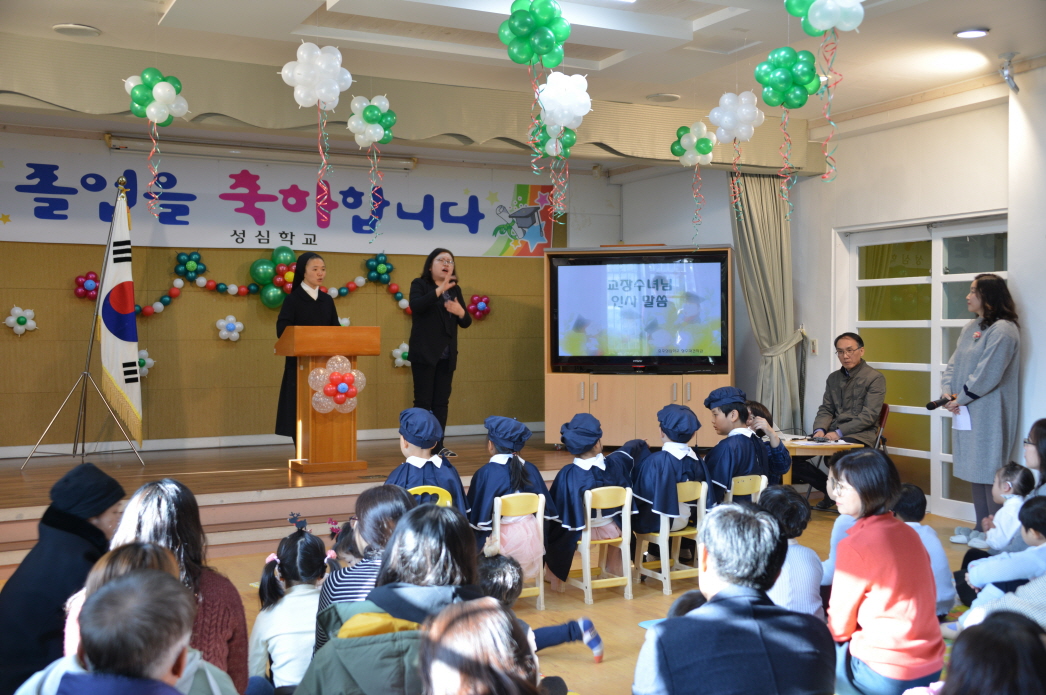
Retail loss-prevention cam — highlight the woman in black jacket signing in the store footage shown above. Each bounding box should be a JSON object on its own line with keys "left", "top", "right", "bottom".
{"left": 408, "top": 248, "right": 471, "bottom": 456}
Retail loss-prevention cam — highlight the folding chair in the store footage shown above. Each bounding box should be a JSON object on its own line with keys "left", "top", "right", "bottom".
{"left": 407, "top": 485, "right": 453, "bottom": 507}
{"left": 633, "top": 481, "right": 707, "bottom": 595}
{"left": 725, "top": 474, "right": 767, "bottom": 503}
{"left": 565, "top": 486, "right": 634, "bottom": 605}
{"left": 491, "top": 492, "right": 546, "bottom": 610}
{"left": 874, "top": 403, "right": 890, "bottom": 451}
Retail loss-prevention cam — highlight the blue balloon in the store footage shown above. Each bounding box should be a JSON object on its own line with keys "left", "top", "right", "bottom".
{"left": 226, "top": 322, "right": 236, "bottom": 331}
{"left": 337, "top": 382, "right": 349, "bottom": 393}
{"left": 84, "top": 280, "right": 97, "bottom": 291}
{"left": 477, "top": 301, "right": 487, "bottom": 311}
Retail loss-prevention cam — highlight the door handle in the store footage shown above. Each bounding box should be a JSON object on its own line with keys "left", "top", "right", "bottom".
{"left": 593, "top": 382, "right": 598, "bottom": 401}
{"left": 685, "top": 382, "right": 691, "bottom": 402}
{"left": 579, "top": 381, "right": 585, "bottom": 401}
{"left": 672, "top": 382, "right": 678, "bottom": 402}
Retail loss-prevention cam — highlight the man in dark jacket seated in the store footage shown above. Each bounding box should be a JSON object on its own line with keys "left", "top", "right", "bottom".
{"left": 631, "top": 503, "right": 835, "bottom": 695}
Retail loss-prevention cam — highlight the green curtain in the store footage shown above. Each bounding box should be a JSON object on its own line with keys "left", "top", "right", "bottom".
{"left": 730, "top": 173, "right": 803, "bottom": 431}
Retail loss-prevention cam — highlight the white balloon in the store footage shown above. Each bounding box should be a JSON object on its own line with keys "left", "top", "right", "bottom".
{"left": 23, "top": 309, "right": 34, "bottom": 320}
{"left": 347, "top": 115, "right": 366, "bottom": 134}
{"left": 398, "top": 298, "right": 409, "bottom": 309}
{"left": 281, "top": 61, "right": 298, "bottom": 86}
{"left": 168, "top": 95, "right": 189, "bottom": 118}
{"left": 145, "top": 102, "right": 169, "bottom": 123}
{"left": 719, "top": 93, "right": 739, "bottom": 110}
{"left": 229, "top": 332, "right": 240, "bottom": 342}
{"left": 354, "top": 133, "right": 372, "bottom": 148}
{"left": 11, "top": 308, "right": 23, "bottom": 317}
{"left": 737, "top": 124, "right": 755, "bottom": 142}
{"left": 680, "top": 133, "right": 697, "bottom": 150}
{"left": 144, "top": 358, "right": 155, "bottom": 368}
{"left": 545, "top": 139, "right": 563, "bottom": 157}
{"left": 716, "top": 126, "right": 731, "bottom": 143}
{"left": 139, "top": 349, "right": 149, "bottom": 359}
{"left": 698, "top": 153, "right": 714, "bottom": 165}
{"left": 706, "top": 131, "right": 718, "bottom": 146}
{"left": 294, "top": 85, "right": 317, "bottom": 108}
{"left": 152, "top": 302, "right": 164, "bottom": 313}
{"left": 546, "top": 123, "right": 563, "bottom": 137}
{"left": 24, "top": 320, "right": 36, "bottom": 331}
{"left": 835, "top": 0, "right": 861, "bottom": 6}
{"left": 297, "top": 42, "right": 320, "bottom": 64}
{"left": 565, "top": 114, "right": 583, "bottom": 130}
{"left": 835, "top": 2, "right": 864, "bottom": 31}
{"left": 320, "top": 45, "right": 342, "bottom": 63}
{"left": 139, "top": 367, "right": 149, "bottom": 377}
{"left": 172, "top": 279, "right": 184, "bottom": 289}
{"left": 13, "top": 325, "right": 24, "bottom": 335}
{"left": 739, "top": 91, "right": 757, "bottom": 106}
{"left": 392, "top": 348, "right": 402, "bottom": 358}
{"left": 355, "top": 276, "right": 366, "bottom": 286}
{"left": 364, "top": 123, "right": 384, "bottom": 142}
{"left": 753, "top": 109, "right": 766, "bottom": 127}
{"left": 719, "top": 113, "right": 738, "bottom": 131}
{"left": 808, "top": 0, "right": 841, "bottom": 31}
{"left": 371, "top": 95, "right": 390, "bottom": 112}
{"left": 3, "top": 316, "right": 14, "bottom": 327}
{"left": 152, "top": 81, "right": 176, "bottom": 105}
{"left": 216, "top": 319, "right": 226, "bottom": 329}
{"left": 314, "top": 53, "right": 340, "bottom": 77}
{"left": 315, "top": 79, "right": 339, "bottom": 104}
{"left": 680, "top": 151, "right": 699, "bottom": 167}
{"left": 708, "top": 107, "right": 724, "bottom": 126}
{"left": 569, "top": 73, "right": 588, "bottom": 92}
{"left": 219, "top": 329, "right": 229, "bottom": 340}
{"left": 196, "top": 276, "right": 208, "bottom": 287}
{"left": 226, "top": 315, "right": 235, "bottom": 323}
{"left": 292, "top": 62, "right": 317, "bottom": 87}
{"left": 320, "top": 96, "right": 339, "bottom": 112}
{"left": 336, "top": 68, "right": 353, "bottom": 92}
{"left": 736, "top": 104, "right": 758, "bottom": 124}
{"left": 327, "top": 287, "right": 338, "bottom": 297}
{"left": 350, "top": 96, "right": 370, "bottom": 115}
{"left": 689, "top": 122, "right": 707, "bottom": 137}
{"left": 395, "top": 358, "right": 405, "bottom": 367}
{"left": 235, "top": 322, "right": 244, "bottom": 332}
{"left": 227, "top": 284, "right": 238, "bottom": 295}
{"left": 124, "top": 75, "right": 142, "bottom": 95}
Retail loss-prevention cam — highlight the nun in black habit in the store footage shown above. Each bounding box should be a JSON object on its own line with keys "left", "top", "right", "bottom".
{"left": 275, "top": 251, "right": 341, "bottom": 440}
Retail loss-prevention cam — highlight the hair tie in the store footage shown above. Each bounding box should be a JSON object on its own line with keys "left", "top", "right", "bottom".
{"left": 288, "top": 512, "right": 307, "bottom": 531}
{"left": 265, "top": 553, "right": 280, "bottom": 565}
{"left": 328, "top": 517, "right": 341, "bottom": 540}
{"left": 326, "top": 549, "right": 337, "bottom": 561}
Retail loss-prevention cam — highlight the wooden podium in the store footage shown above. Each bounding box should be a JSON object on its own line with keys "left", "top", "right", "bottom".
{"left": 275, "top": 326, "right": 381, "bottom": 473}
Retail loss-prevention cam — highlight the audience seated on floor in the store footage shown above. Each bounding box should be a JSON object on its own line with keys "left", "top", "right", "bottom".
{"left": 891, "top": 484, "right": 956, "bottom": 619}
{"left": 759, "top": 485, "right": 825, "bottom": 619}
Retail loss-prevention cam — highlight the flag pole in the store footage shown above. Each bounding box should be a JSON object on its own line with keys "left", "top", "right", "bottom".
{"left": 22, "top": 178, "right": 145, "bottom": 469}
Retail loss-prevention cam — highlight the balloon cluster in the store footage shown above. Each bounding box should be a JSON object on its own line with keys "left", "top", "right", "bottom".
{"left": 280, "top": 43, "right": 354, "bottom": 111}
{"left": 670, "top": 123, "right": 717, "bottom": 167}
{"left": 347, "top": 96, "right": 396, "bottom": 149}
{"left": 708, "top": 92, "right": 766, "bottom": 143}
{"left": 249, "top": 246, "right": 298, "bottom": 310}
{"left": 534, "top": 72, "right": 591, "bottom": 160}
{"left": 308, "top": 356, "right": 366, "bottom": 414}
{"left": 468, "top": 294, "right": 492, "bottom": 321}
{"left": 754, "top": 48, "right": 820, "bottom": 109}
{"left": 364, "top": 254, "right": 395, "bottom": 285}
{"left": 215, "top": 315, "right": 244, "bottom": 342}
{"left": 391, "top": 342, "right": 412, "bottom": 368}
{"left": 74, "top": 272, "right": 99, "bottom": 300}
{"left": 785, "top": 0, "right": 865, "bottom": 35}
{"left": 499, "top": 0, "right": 571, "bottom": 68}
{"left": 137, "top": 349, "right": 156, "bottom": 377}
{"left": 174, "top": 251, "right": 208, "bottom": 282}
{"left": 125, "top": 68, "right": 188, "bottom": 126}
{"left": 136, "top": 277, "right": 187, "bottom": 317}
{"left": 5, "top": 307, "right": 37, "bottom": 335}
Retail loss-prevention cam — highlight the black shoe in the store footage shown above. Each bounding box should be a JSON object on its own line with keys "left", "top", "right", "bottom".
{"left": 438, "top": 448, "right": 457, "bottom": 458}
{"left": 813, "top": 497, "right": 836, "bottom": 511}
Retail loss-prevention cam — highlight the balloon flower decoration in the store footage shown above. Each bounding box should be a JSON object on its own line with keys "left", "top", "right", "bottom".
{"left": 363, "top": 254, "right": 411, "bottom": 313}
{"left": 669, "top": 123, "right": 716, "bottom": 230}
{"left": 249, "top": 246, "right": 298, "bottom": 310}
{"left": 346, "top": 96, "right": 397, "bottom": 236}
{"left": 308, "top": 356, "right": 367, "bottom": 414}
{"left": 74, "top": 271, "right": 99, "bottom": 300}
{"left": 467, "top": 295, "right": 492, "bottom": 321}
{"left": 391, "top": 342, "right": 411, "bottom": 368}
{"left": 124, "top": 67, "right": 189, "bottom": 219}
{"left": 280, "top": 43, "right": 355, "bottom": 225}
{"left": 5, "top": 307, "right": 37, "bottom": 336}
{"left": 533, "top": 72, "right": 591, "bottom": 216}
{"left": 137, "top": 349, "right": 156, "bottom": 377}
{"left": 216, "top": 315, "right": 245, "bottom": 342}
{"left": 499, "top": 0, "right": 571, "bottom": 69}
{"left": 708, "top": 91, "right": 766, "bottom": 220}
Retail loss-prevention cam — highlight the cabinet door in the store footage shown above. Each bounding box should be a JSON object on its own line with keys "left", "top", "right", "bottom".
{"left": 589, "top": 375, "right": 636, "bottom": 446}
{"left": 683, "top": 374, "right": 734, "bottom": 448}
{"left": 635, "top": 375, "right": 685, "bottom": 446}
{"left": 544, "top": 374, "right": 589, "bottom": 444}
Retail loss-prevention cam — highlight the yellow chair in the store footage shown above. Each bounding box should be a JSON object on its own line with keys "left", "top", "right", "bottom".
{"left": 725, "top": 474, "right": 768, "bottom": 503}
{"left": 407, "top": 485, "right": 453, "bottom": 507}
{"left": 565, "top": 486, "right": 634, "bottom": 605}
{"left": 633, "top": 481, "right": 707, "bottom": 596}
{"left": 491, "top": 492, "right": 546, "bottom": 610}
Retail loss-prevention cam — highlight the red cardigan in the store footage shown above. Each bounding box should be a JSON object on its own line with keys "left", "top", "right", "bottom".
{"left": 192, "top": 568, "right": 249, "bottom": 694}
{"left": 828, "top": 513, "right": 944, "bottom": 681}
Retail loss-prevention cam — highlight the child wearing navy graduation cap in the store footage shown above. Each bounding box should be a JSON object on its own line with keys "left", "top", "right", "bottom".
{"left": 385, "top": 407, "right": 468, "bottom": 515}
{"left": 466, "top": 416, "right": 559, "bottom": 578}
{"left": 632, "top": 404, "right": 702, "bottom": 535}
{"left": 544, "top": 414, "right": 632, "bottom": 585}
{"left": 604, "top": 439, "right": 651, "bottom": 485}
{"left": 699, "top": 386, "right": 770, "bottom": 507}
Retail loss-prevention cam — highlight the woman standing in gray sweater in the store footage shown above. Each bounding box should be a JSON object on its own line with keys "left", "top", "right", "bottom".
{"left": 942, "top": 273, "right": 1020, "bottom": 530}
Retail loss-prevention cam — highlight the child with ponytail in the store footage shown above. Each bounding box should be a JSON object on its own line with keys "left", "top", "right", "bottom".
{"left": 247, "top": 516, "right": 326, "bottom": 695}
{"left": 466, "top": 417, "right": 559, "bottom": 579}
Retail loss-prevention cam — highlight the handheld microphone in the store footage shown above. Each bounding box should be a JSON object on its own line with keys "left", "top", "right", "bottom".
{"left": 926, "top": 396, "right": 954, "bottom": 411}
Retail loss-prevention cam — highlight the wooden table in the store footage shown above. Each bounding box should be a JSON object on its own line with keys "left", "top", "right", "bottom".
{"left": 781, "top": 439, "right": 865, "bottom": 485}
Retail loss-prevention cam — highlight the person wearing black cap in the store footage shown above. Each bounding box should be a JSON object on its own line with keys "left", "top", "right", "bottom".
{"left": 699, "top": 387, "right": 771, "bottom": 508}
{"left": 275, "top": 252, "right": 341, "bottom": 441}
{"left": 0, "top": 463, "right": 124, "bottom": 694}
{"left": 385, "top": 408, "right": 468, "bottom": 514}
{"left": 632, "top": 405, "right": 702, "bottom": 535}
{"left": 544, "top": 414, "right": 632, "bottom": 583}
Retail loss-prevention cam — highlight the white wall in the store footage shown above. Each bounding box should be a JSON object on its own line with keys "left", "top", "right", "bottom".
{"left": 567, "top": 175, "right": 622, "bottom": 248}
{"left": 621, "top": 170, "right": 762, "bottom": 401}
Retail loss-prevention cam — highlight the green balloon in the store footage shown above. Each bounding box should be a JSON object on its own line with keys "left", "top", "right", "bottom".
{"left": 507, "top": 37, "right": 534, "bottom": 64}
{"left": 791, "top": 61, "right": 816, "bottom": 84}
{"left": 16, "top": 316, "right": 27, "bottom": 326}
{"left": 548, "top": 16, "right": 571, "bottom": 43}
{"left": 762, "top": 86, "right": 785, "bottom": 107}
{"left": 216, "top": 283, "right": 227, "bottom": 294}
{"left": 260, "top": 283, "right": 285, "bottom": 309}
{"left": 803, "top": 77, "right": 821, "bottom": 95}
{"left": 540, "top": 45, "right": 563, "bottom": 68}
{"left": 140, "top": 67, "right": 164, "bottom": 88}
{"left": 366, "top": 258, "right": 378, "bottom": 270}
{"left": 753, "top": 61, "right": 774, "bottom": 86}
{"left": 394, "top": 292, "right": 404, "bottom": 301}
{"left": 676, "top": 126, "right": 691, "bottom": 139}
{"left": 508, "top": 10, "right": 535, "bottom": 37}
{"left": 130, "top": 84, "right": 153, "bottom": 106}
{"left": 250, "top": 258, "right": 276, "bottom": 285}
{"left": 670, "top": 140, "right": 686, "bottom": 157}
{"left": 379, "top": 110, "right": 397, "bottom": 129}
{"left": 138, "top": 358, "right": 146, "bottom": 368}
{"left": 158, "top": 115, "right": 174, "bottom": 128}
{"left": 498, "top": 19, "right": 516, "bottom": 46}
{"left": 772, "top": 47, "right": 798, "bottom": 69}
{"left": 768, "top": 68, "right": 794, "bottom": 91}
{"left": 783, "top": 0, "right": 815, "bottom": 17}
{"left": 248, "top": 283, "right": 259, "bottom": 294}
{"left": 559, "top": 145, "right": 571, "bottom": 159}
{"left": 130, "top": 100, "right": 147, "bottom": 118}
{"left": 783, "top": 85, "right": 809, "bottom": 109}
{"left": 695, "top": 138, "right": 713, "bottom": 155}
{"left": 379, "top": 273, "right": 391, "bottom": 284}
{"left": 376, "top": 263, "right": 388, "bottom": 274}
{"left": 271, "top": 246, "right": 296, "bottom": 266}
{"left": 401, "top": 351, "right": 409, "bottom": 361}
{"left": 164, "top": 76, "right": 182, "bottom": 94}
{"left": 560, "top": 128, "right": 576, "bottom": 148}
{"left": 801, "top": 16, "right": 823, "bottom": 36}
{"left": 530, "top": 26, "right": 556, "bottom": 55}
{"left": 367, "top": 270, "right": 379, "bottom": 282}
{"left": 362, "top": 104, "right": 382, "bottom": 124}
{"left": 530, "top": 0, "right": 561, "bottom": 26}
{"left": 538, "top": 129, "right": 551, "bottom": 147}
{"left": 185, "top": 260, "right": 198, "bottom": 272}
{"left": 379, "top": 129, "right": 394, "bottom": 144}
{"left": 510, "top": 0, "right": 531, "bottom": 12}
{"left": 797, "top": 49, "right": 816, "bottom": 64}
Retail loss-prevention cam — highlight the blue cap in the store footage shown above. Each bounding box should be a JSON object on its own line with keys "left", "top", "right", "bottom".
{"left": 703, "top": 386, "right": 747, "bottom": 412}
{"left": 485, "top": 416, "right": 532, "bottom": 452}
{"left": 399, "top": 408, "right": 443, "bottom": 449}
{"left": 657, "top": 404, "right": 700, "bottom": 443}
{"left": 560, "top": 413, "right": 603, "bottom": 456}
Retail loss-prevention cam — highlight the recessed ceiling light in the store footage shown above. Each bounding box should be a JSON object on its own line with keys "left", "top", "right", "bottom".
{"left": 52, "top": 23, "right": 101, "bottom": 37}
{"left": 646, "top": 93, "right": 680, "bottom": 103}
{"left": 954, "top": 28, "right": 989, "bottom": 39}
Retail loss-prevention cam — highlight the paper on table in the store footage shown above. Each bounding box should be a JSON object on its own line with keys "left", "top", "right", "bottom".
{"left": 953, "top": 405, "right": 972, "bottom": 431}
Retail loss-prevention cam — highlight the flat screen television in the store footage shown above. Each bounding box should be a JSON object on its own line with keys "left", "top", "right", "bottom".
{"left": 549, "top": 250, "right": 729, "bottom": 373}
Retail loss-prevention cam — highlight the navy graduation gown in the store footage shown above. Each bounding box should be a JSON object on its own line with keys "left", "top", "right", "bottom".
{"left": 465, "top": 457, "right": 559, "bottom": 547}
{"left": 631, "top": 450, "right": 701, "bottom": 534}
{"left": 604, "top": 439, "right": 651, "bottom": 484}
{"left": 698, "top": 433, "right": 770, "bottom": 507}
{"left": 764, "top": 440, "right": 792, "bottom": 486}
{"left": 385, "top": 457, "right": 469, "bottom": 515}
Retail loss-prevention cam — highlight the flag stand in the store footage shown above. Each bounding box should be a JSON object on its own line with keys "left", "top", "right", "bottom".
{"left": 21, "top": 178, "right": 145, "bottom": 469}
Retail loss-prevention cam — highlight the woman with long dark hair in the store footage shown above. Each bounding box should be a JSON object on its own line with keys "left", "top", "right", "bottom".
{"left": 275, "top": 252, "right": 341, "bottom": 441}
{"left": 942, "top": 273, "right": 1020, "bottom": 530}
{"left": 408, "top": 248, "right": 471, "bottom": 456}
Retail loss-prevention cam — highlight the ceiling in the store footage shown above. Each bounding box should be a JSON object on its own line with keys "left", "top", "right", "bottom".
{"left": 0, "top": 0, "right": 1043, "bottom": 119}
